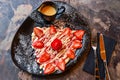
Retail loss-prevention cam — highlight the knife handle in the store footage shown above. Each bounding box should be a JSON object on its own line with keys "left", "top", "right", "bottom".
{"left": 104, "top": 62, "right": 111, "bottom": 80}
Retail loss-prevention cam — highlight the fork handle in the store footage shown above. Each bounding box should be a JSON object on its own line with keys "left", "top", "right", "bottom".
{"left": 93, "top": 47, "right": 100, "bottom": 80}
{"left": 95, "top": 67, "right": 100, "bottom": 80}
{"left": 95, "top": 58, "right": 100, "bottom": 80}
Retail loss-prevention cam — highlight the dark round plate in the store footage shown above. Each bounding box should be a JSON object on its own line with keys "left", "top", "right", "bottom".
{"left": 11, "top": 1, "right": 91, "bottom": 76}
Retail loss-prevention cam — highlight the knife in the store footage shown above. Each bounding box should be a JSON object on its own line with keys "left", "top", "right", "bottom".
{"left": 99, "top": 33, "right": 111, "bottom": 80}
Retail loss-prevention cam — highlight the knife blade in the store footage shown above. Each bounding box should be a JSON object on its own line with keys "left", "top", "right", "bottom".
{"left": 99, "top": 33, "right": 111, "bottom": 80}
{"left": 99, "top": 33, "right": 106, "bottom": 62}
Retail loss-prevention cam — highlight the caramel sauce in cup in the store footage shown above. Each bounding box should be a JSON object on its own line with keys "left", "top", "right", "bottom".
{"left": 38, "top": 1, "right": 65, "bottom": 22}
{"left": 40, "top": 5, "right": 57, "bottom": 16}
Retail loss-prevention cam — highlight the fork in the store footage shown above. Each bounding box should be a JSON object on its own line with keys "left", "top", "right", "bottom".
{"left": 92, "top": 37, "right": 100, "bottom": 80}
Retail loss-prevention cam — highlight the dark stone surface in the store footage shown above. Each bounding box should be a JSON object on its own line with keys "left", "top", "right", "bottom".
{"left": 0, "top": 0, "right": 120, "bottom": 80}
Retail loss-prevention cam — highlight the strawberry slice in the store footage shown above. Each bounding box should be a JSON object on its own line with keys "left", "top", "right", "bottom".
{"left": 73, "top": 30, "right": 85, "bottom": 40}
{"left": 33, "top": 27, "right": 44, "bottom": 38}
{"left": 32, "top": 40, "right": 44, "bottom": 49}
{"left": 39, "top": 51, "right": 50, "bottom": 63}
{"left": 51, "top": 38, "right": 62, "bottom": 51}
{"left": 56, "top": 58, "right": 65, "bottom": 71}
{"left": 49, "top": 25, "right": 57, "bottom": 35}
{"left": 44, "top": 63, "right": 55, "bottom": 74}
{"left": 66, "top": 49, "right": 75, "bottom": 59}
{"left": 63, "top": 27, "right": 72, "bottom": 36}
{"left": 72, "top": 40, "right": 82, "bottom": 49}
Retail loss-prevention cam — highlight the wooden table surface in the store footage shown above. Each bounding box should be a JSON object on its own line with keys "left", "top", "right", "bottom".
{"left": 0, "top": 0, "right": 120, "bottom": 80}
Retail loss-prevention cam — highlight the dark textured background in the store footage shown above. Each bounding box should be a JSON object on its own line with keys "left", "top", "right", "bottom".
{"left": 0, "top": 0, "right": 120, "bottom": 80}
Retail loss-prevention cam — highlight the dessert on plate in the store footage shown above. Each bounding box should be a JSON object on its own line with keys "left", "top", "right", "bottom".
{"left": 31, "top": 25, "right": 85, "bottom": 74}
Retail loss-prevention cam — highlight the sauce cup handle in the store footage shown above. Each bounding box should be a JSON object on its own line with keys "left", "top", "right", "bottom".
{"left": 57, "top": 6, "right": 65, "bottom": 15}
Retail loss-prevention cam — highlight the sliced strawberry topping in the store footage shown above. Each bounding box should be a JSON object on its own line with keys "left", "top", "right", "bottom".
{"left": 56, "top": 58, "right": 65, "bottom": 71}
{"left": 49, "top": 25, "right": 57, "bottom": 35}
{"left": 38, "top": 51, "right": 50, "bottom": 63}
{"left": 73, "top": 30, "right": 85, "bottom": 40}
{"left": 66, "top": 49, "right": 75, "bottom": 59}
{"left": 51, "top": 38, "right": 62, "bottom": 51}
{"left": 63, "top": 27, "right": 72, "bottom": 36}
{"left": 72, "top": 40, "right": 82, "bottom": 49}
{"left": 44, "top": 63, "right": 55, "bottom": 74}
{"left": 32, "top": 40, "right": 44, "bottom": 49}
{"left": 33, "top": 27, "right": 44, "bottom": 38}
